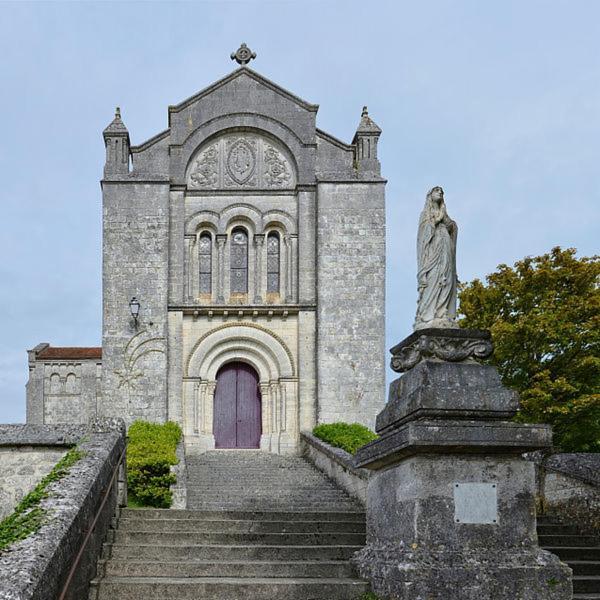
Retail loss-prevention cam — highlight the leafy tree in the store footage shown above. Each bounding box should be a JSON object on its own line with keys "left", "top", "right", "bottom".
{"left": 458, "top": 247, "right": 600, "bottom": 452}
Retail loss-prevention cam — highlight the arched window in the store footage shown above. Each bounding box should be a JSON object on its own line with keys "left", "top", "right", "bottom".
{"left": 65, "top": 373, "right": 78, "bottom": 394}
{"left": 230, "top": 228, "right": 248, "bottom": 294}
{"left": 49, "top": 373, "right": 61, "bottom": 395}
{"left": 267, "top": 232, "right": 280, "bottom": 294}
{"left": 199, "top": 233, "right": 212, "bottom": 294}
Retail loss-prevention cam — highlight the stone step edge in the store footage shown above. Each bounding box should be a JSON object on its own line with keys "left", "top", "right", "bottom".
{"left": 90, "top": 576, "right": 366, "bottom": 585}
{"left": 121, "top": 509, "right": 365, "bottom": 516}
{"left": 103, "top": 543, "right": 364, "bottom": 550}
{"left": 99, "top": 559, "right": 353, "bottom": 565}
{"left": 115, "top": 517, "right": 365, "bottom": 525}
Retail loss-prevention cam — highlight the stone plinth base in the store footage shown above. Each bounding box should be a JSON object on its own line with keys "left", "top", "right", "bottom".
{"left": 352, "top": 545, "right": 572, "bottom": 600}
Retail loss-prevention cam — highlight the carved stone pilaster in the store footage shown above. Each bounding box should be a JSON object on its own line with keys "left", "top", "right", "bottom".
{"left": 390, "top": 328, "right": 493, "bottom": 373}
{"left": 193, "top": 381, "right": 200, "bottom": 433}
{"left": 215, "top": 234, "right": 227, "bottom": 304}
{"left": 290, "top": 235, "right": 298, "bottom": 303}
{"left": 284, "top": 234, "right": 293, "bottom": 303}
{"left": 253, "top": 234, "right": 265, "bottom": 304}
{"left": 205, "top": 382, "right": 216, "bottom": 434}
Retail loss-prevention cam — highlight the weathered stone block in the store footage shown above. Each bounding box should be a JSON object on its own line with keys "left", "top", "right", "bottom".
{"left": 353, "top": 545, "right": 572, "bottom": 600}
{"left": 377, "top": 360, "right": 518, "bottom": 433}
{"left": 353, "top": 454, "right": 572, "bottom": 599}
{"left": 356, "top": 419, "right": 552, "bottom": 470}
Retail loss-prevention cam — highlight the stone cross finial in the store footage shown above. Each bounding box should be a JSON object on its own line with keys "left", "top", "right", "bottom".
{"left": 115, "top": 107, "right": 121, "bottom": 119}
{"left": 231, "top": 43, "right": 256, "bottom": 65}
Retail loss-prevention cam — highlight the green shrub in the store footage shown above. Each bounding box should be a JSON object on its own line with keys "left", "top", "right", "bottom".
{"left": 127, "top": 421, "right": 182, "bottom": 508}
{"left": 0, "top": 446, "right": 83, "bottom": 551}
{"left": 313, "top": 422, "right": 378, "bottom": 455}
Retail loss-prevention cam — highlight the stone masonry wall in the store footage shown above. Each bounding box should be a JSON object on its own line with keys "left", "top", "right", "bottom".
{"left": 27, "top": 358, "right": 101, "bottom": 425}
{"left": 101, "top": 182, "right": 170, "bottom": 425}
{"left": 0, "top": 446, "right": 67, "bottom": 519}
{"left": 316, "top": 182, "right": 386, "bottom": 428}
{"left": 0, "top": 421, "right": 126, "bottom": 600}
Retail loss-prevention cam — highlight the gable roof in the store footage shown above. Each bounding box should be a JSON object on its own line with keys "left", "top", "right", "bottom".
{"left": 168, "top": 66, "right": 319, "bottom": 121}
{"left": 36, "top": 347, "right": 102, "bottom": 360}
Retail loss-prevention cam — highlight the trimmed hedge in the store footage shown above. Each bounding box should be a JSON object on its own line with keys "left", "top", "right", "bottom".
{"left": 127, "top": 421, "right": 182, "bottom": 508}
{"left": 313, "top": 422, "right": 378, "bottom": 455}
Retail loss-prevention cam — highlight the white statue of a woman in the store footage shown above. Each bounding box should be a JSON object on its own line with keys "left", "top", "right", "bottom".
{"left": 414, "top": 186, "right": 458, "bottom": 330}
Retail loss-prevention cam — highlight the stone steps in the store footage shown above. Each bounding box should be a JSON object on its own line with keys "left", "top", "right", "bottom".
{"left": 89, "top": 576, "right": 368, "bottom": 599}
{"left": 104, "top": 543, "right": 363, "bottom": 562}
{"left": 109, "top": 530, "right": 366, "bottom": 546}
{"left": 89, "top": 450, "right": 368, "bottom": 599}
{"left": 538, "top": 517, "right": 600, "bottom": 596}
{"left": 120, "top": 508, "right": 365, "bottom": 521}
{"left": 115, "top": 517, "right": 365, "bottom": 533}
{"left": 99, "top": 558, "right": 356, "bottom": 578}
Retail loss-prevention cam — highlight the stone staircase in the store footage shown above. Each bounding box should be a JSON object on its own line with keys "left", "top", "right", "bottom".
{"left": 89, "top": 450, "right": 369, "bottom": 599}
{"left": 186, "top": 450, "right": 363, "bottom": 511}
{"left": 538, "top": 515, "right": 600, "bottom": 599}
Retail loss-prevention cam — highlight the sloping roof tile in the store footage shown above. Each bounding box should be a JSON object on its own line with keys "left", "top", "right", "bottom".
{"left": 36, "top": 347, "right": 102, "bottom": 360}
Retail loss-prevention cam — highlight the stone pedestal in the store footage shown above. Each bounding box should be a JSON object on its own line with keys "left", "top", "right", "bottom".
{"left": 352, "top": 329, "right": 572, "bottom": 600}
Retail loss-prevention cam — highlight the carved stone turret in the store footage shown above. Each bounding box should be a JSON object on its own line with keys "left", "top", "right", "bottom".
{"left": 353, "top": 106, "right": 382, "bottom": 177}
{"left": 103, "top": 107, "right": 130, "bottom": 177}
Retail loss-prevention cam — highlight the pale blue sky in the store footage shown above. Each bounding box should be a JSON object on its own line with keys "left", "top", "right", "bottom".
{"left": 0, "top": 0, "right": 598, "bottom": 423}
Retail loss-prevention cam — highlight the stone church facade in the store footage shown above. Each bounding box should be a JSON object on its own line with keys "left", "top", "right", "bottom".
{"left": 26, "top": 51, "right": 386, "bottom": 454}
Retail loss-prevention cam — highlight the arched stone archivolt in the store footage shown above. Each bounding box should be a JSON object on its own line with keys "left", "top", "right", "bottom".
{"left": 185, "top": 210, "right": 220, "bottom": 235}
{"left": 175, "top": 115, "right": 307, "bottom": 186}
{"left": 185, "top": 322, "right": 295, "bottom": 378}
{"left": 185, "top": 205, "right": 296, "bottom": 236}
{"left": 182, "top": 323, "right": 298, "bottom": 454}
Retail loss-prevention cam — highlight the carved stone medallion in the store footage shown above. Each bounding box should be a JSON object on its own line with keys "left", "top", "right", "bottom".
{"left": 264, "top": 145, "right": 291, "bottom": 187}
{"left": 226, "top": 138, "right": 256, "bottom": 184}
{"left": 189, "top": 144, "right": 218, "bottom": 188}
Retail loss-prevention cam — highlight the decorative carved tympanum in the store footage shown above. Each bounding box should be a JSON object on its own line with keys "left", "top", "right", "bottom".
{"left": 187, "top": 134, "right": 294, "bottom": 190}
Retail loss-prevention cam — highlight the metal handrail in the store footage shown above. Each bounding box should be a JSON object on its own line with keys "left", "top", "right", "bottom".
{"left": 57, "top": 442, "right": 127, "bottom": 600}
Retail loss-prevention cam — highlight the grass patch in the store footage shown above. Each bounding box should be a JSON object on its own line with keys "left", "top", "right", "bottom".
{"left": 0, "top": 446, "right": 84, "bottom": 552}
{"left": 127, "top": 421, "right": 182, "bottom": 508}
{"left": 361, "top": 593, "right": 382, "bottom": 600}
{"left": 313, "top": 422, "right": 378, "bottom": 455}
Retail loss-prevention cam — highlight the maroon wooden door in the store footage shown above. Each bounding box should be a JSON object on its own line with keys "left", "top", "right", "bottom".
{"left": 214, "top": 362, "right": 261, "bottom": 449}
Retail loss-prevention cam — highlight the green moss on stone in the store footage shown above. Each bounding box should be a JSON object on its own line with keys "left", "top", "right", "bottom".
{"left": 0, "top": 447, "right": 84, "bottom": 552}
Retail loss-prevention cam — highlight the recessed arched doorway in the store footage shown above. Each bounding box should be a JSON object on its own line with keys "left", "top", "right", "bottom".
{"left": 213, "top": 362, "right": 262, "bottom": 449}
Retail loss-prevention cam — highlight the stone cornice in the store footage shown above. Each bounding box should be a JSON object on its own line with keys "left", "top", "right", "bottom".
{"left": 317, "top": 177, "right": 387, "bottom": 184}
{"left": 168, "top": 304, "right": 316, "bottom": 316}
{"left": 101, "top": 176, "right": 170, "bottom": 185}
{"left": 130, "top": 128, "right": 170, "bottom": 153}
{"left": 316, "top": 128, "right": 354, "bottom": 152}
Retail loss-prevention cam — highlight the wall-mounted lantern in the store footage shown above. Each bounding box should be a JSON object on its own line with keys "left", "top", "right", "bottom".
{"left": 129, "top": 297, "right": 141, "bottom": 328}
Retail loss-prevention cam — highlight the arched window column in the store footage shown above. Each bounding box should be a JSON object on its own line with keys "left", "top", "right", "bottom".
{"left": 253, "top": 234, "right": 265, "bottom": 303}
{"left": 215, "top": 234, "right": 227, "bottom": 303}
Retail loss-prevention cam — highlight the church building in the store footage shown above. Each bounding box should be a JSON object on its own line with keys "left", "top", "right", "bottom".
{"left": 26, "top": 45, "right": 386, "bottom": 455}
